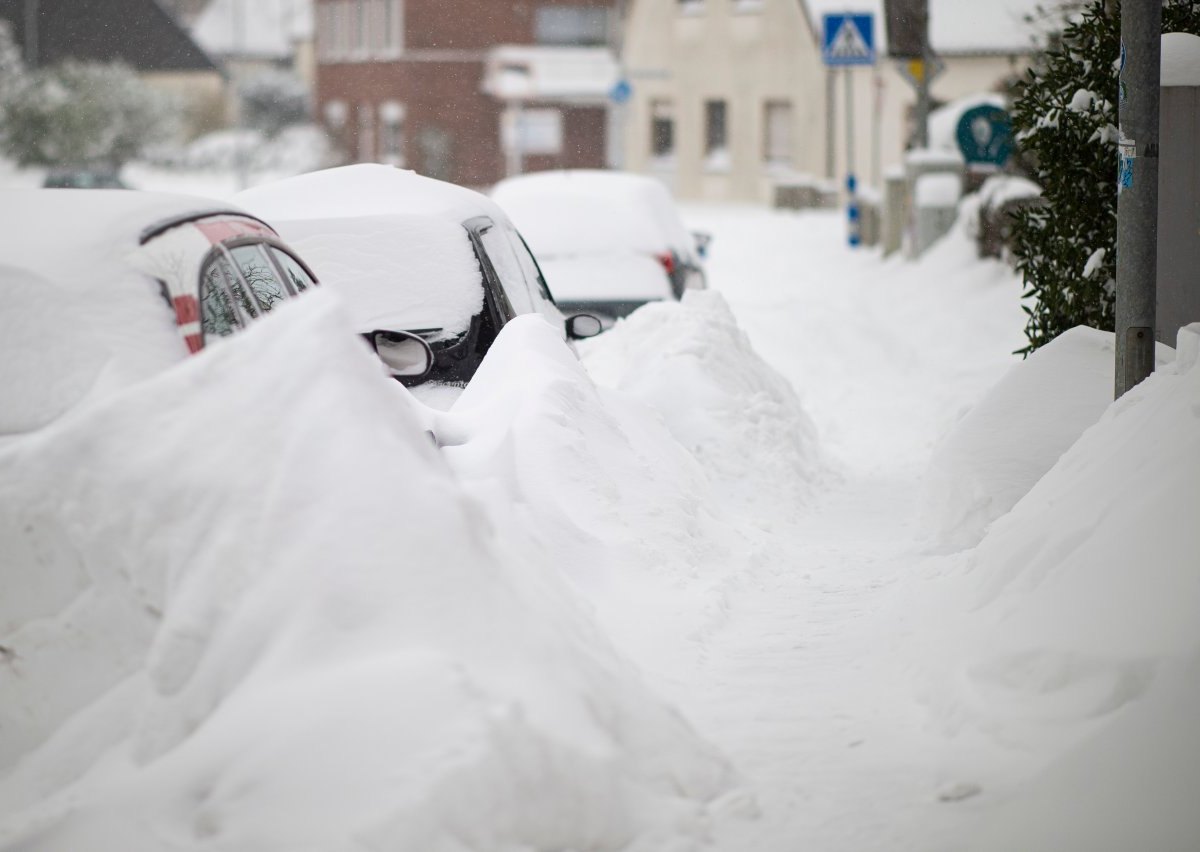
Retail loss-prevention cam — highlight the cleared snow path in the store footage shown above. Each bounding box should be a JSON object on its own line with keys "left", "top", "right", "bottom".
{"left": 654, "top": 207, "right": 1026, "bottom": 850}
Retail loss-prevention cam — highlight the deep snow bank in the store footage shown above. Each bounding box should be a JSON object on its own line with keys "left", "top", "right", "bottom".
{"left": 920, "top": 326, "right": 1173, "bottom": 551}
{"left": 579, "top": 291, "right": 826, "bottom": 521}
{"left": 0, "top": 293, "right": 733, "bottom": 851}
{"left": 915, "top": 325, "right": 1200, "bottom": 847}
{"left": 432, "top": 315, "right": 766, "bottom": 682}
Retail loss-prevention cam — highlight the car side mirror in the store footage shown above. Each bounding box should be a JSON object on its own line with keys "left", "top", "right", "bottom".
{"left": 566, "top": 313, "right": 603, "bottom": 340}
{"left": 367, "top": 330, "right": 434, "bottom": 385}
{"left": 692, "top": 230, "right": 712, "bottom": 259}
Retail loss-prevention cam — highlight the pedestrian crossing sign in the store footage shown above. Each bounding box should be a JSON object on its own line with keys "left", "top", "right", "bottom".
{"left": 822, "top": 13, "right": 875, "bottom": 66}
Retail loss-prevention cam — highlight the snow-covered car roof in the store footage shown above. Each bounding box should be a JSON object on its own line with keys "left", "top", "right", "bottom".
{"left": 235, "top": 165, "right": 496, "bottom": 337}
{"left": 0, "top": 189, "right": 285, "bottom": 435}
{"left": 491, "top": 170, "right": 697, "bottom": 261}
{"left": 236, "top": 164, "right": 511, "bottom": 228}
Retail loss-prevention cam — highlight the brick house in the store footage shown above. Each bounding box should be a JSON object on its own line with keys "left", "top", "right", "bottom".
{"left": 314, "top": 0, "right": 620, "bottom": 189}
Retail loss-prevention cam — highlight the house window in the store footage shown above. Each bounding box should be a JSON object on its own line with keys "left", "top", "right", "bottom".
{"left": 678, "top": 0, "right": 705, "bottom": 13}
{"left": 332, "top": 0, "right": 351, "bottom": 58}
{"left": 516, "top": 109, "right": 563, "bottom": 155}
{"left": 350, "top": 0, "right": 368, "bottom": 57}
{"left": 378, "top": 100, "right": 405, "bottom": 166}
{"left": 763, "top": 100, "right": 793, "bottom": 165}
{"left": 381, "top": 0, "right": 403, "bottom": 54}
{"left": 534, "top": 7, "right": 610, "bottom": 46}
{"left": 650, "top": 99, "right": 674, "bottom": 159}
{"left": 705, "top": 99, "right": 727, "bottom": 155}
{"left": 357, "top": 103, "right": 375, "bottom": 161}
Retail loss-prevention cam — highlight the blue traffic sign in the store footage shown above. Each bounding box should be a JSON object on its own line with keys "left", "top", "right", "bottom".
{"left": 609, "top": 79, "right": 632, "bottom": 104}
{"left": 822, "top": 14, "right": 875, "bottom": 67}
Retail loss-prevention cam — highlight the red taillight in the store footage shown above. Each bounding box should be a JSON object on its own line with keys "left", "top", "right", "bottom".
{"left": 657, "top": 252, "right": 676, "bottom": 275}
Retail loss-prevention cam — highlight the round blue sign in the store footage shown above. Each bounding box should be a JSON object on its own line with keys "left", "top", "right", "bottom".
{"left": 955, "top": 105, "right": 1013, "bottom": 167}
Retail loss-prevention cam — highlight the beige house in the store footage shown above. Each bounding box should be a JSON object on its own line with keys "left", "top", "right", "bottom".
{"left": 621, "top": 0, "right": 827, "bottom": 203}
{"left": 621, "top": 0, "right": 1043, "bottom": 203}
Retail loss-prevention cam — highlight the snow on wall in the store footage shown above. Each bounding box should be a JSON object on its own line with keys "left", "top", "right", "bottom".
{"left": 0, "top": 292, "right": 735, "bottom": 850}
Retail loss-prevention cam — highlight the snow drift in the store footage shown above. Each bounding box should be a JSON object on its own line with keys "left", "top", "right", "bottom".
{"left": 0, "top": 292, "right": 734, "bottom": 851}
{"left": 914, "top": 324, "right": 1200, "bottom": 848}
{"left": 580, "top": 291, "right": 826, "bottom": 522}
{"left": 920, "top": 326, "right": 1173, "bottom": 551}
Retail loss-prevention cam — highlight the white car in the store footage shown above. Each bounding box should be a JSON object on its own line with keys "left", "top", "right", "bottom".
{"left": 491, "top": 170, "right": 709, "bottom": 325}
{"left": 0, "top": 189, "right": 431, "bottom": 436}
{"left": 236, "top": 164, "right": 602, "bottom": 386}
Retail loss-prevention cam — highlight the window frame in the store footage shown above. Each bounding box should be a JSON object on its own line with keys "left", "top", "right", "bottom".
{"left": 763, "top": 98, "right": 794, "bottom": 166}
{"left": 651, "top": 98, "right": 675, "bottom": 159}
{"left": 196, "top": 236, "right": 319, "bottom": 345}
{"left": 704, "top": 99, "right": 728, "bottom": 156}
{"left": 464, "top": 217, "right": 519, "bottom": 325}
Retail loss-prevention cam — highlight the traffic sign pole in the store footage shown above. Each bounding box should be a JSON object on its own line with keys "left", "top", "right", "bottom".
{"left": 845, "top": 67, "right": 859, "bottom": 246}
{"left": 822, "top": 12, "right": 875, "bottom": 249}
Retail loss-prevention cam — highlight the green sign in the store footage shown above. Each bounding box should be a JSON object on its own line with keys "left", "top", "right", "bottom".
{"left": 955, "top": 105, "right": 1013, "bottom": 167}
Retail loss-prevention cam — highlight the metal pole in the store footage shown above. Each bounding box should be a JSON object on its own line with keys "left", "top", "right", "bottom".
{"left": 914, "top": 4, "right": 930, "bottom": 149}
{"left": 1114, "top": 1, "right": 1162, "bottom": 397}
{"left": 826, "top": 68, "right": 836, "bottom": 179}
{"left": 872, "top": 68, "right": 882, "bottom": 188}
{"left": 846, "top": 66, "right": 860, "bottom": 246}
{"left": 232, "top": 0, "right": 249, "bottom": 190}
{"left": 23, "top": 0, "right": 37, "bottom": 66}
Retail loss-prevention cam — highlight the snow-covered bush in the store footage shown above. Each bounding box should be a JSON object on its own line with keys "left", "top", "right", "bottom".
{"left": 1010, "top": 0, "right": 1200, "bottom": 356}
{"left": 0, "top": 60, "right": 177, "bottom": 168}
{"left": 238, "top": 69, "right": 309, "bottom": 139}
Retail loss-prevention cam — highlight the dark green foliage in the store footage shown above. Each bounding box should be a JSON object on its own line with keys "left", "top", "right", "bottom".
{"left": 1009, "top": 0, "right": 1200, "bottom": 355}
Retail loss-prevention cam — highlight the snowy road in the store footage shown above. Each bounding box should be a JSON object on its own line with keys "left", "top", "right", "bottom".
{"left": 646, "top": 207, "right": 1026, "bottom": 850}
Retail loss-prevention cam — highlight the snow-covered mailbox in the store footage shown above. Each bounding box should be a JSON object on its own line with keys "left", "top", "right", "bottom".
{"left": 905, "top": 148, "right": 964, "bottom": 257}
{"left": 1157, "top": 33, "right": 1200, "bottom": 345}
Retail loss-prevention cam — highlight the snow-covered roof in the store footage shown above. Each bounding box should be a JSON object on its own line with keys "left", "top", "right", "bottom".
{"left": 0, "top": 189, "right": 241, "bottom": 295}
{"left": 192, "top": 0, "right": 312, "bottom": 60}
{"left": 492, "top": 170, "right": 696, "bottom": 260}
{"left": 236, "top": 164, "right": 506, "bottom": 227}
{"left": 0, "top": 189, "right": 264, "bottom": 433}
{"left": 234, "top": 166, "right": 494, "bottom": 337}
{"left": 804, "top": 0, "right": 1048, "bottom": 56}
{"left": 482, "top": 46, "right": 620, "bottom": 101}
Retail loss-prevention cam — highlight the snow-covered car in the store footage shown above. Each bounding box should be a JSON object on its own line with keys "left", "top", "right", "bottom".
{"left": 0, "top": 189, "right": 432, "bottom": 436}
{"left": 491, "top": 170, "right": 710, "bottom": 325}
{"left": 235, "top": 164, "right": 603, "bottom": 386}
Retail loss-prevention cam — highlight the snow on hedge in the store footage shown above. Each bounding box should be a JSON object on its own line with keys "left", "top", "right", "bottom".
{"left": 920, "top": 326, "right": 1173, "bottom": 551}
{"left": 0, "top": 292, "right": 735, "bottom": 850}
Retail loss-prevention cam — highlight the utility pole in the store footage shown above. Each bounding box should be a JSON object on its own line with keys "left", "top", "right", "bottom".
{"left": 1114, "top": 1, "right": 1162, "bottom": 397}
{"left": 23, "top": 0, "right": 38, "bottom": 66}
{"left": 914, "top": 2, "right": 931, "bottom": 148}
{"left": 826, "top": 69, "right": 836, "bottom": 179}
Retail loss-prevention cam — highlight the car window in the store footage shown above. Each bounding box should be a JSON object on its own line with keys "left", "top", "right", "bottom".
{"left": 270, "top": 246, "right": 316, "bottom": 292}
{"left": 478, "top": 225, "right": 535, "bottom": 316}
{"left": 229, "top": 244, "right": 289, "bottom": 313}
{"left": 510, "top": 229, "right": 555, "bottom": 304}
{"left": 200, "top": 255, "right": 242, "bottom": 338}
